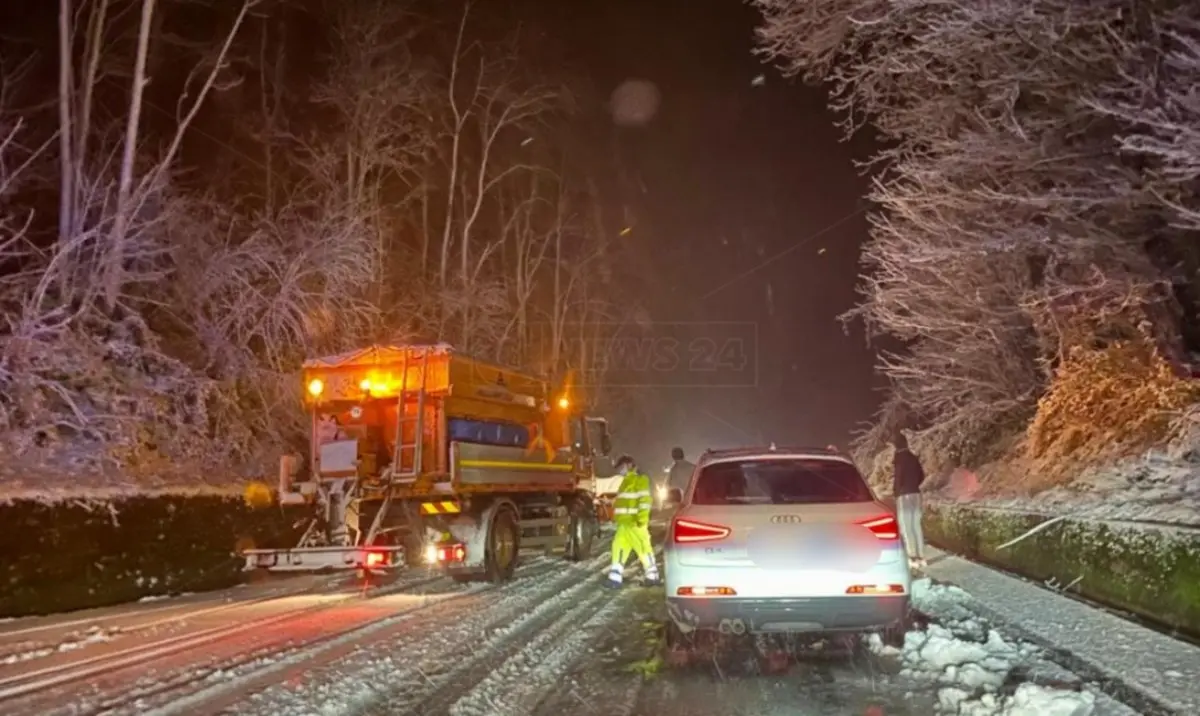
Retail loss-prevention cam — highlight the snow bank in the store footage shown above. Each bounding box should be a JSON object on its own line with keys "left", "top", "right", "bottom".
{"left": 869, "top": 579, "right": 1098, "bottom": 715}
{"left": 953, "top": 684, "right": 1096, "bottom": 716}
{"left": 925, "top": 551, "right": 1200, "bottom": 713}
{"left": 957, "top": 449, "right": 1200, "bottom": 527}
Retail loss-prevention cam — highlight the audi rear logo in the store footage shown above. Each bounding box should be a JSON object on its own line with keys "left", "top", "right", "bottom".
{"left": 770, "top": 515, "right": 802, "bottom": 524}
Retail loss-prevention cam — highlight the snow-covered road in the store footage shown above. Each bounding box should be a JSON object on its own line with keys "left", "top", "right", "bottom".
{"left": 0, "top": 540, "right": 1186, "bottom": 716}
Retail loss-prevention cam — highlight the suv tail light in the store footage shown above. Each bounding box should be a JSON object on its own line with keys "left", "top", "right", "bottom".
{"left": 673, "top": 518, "right": 731, "bottom": 544}
{"left": 858, "top": 514, "right": 899, "bottom": 540}
{"left": 847, "top": 584, "right": 905, "bottom": 595}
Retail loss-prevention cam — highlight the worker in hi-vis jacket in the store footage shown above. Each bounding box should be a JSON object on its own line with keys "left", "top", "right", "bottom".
{"left": 604, "top": 455, "right": 660, "bottom": 588}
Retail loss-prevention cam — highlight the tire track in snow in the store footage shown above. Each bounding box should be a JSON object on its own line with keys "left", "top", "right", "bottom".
{"left": 6, "top": 577, "right": 474, "bottom": 716}
{"left": 8, "top": 560, "right": 556, "bottom": 716}
{"left": 401, "top": 567, "right": 619, "bottom": 716}
{"left": 530, "top": 663, "right": 643, "bottom": 716}
{"left": 361, "top": 553, "right": 612, "bottom": 716}
{"left": 0, "top": 576, "right": 348, "bottom": 665}
{"left": 225, "top": 551, "right": 610, "bottom": 716}
{"left": 0, "top": 568, "right": 460, "bottom": 714}
{"left": 448, "top": 589, "right": 632, "bottom": 716}
{"left": 113, "top": 558, "right": 563, "bottom": 716}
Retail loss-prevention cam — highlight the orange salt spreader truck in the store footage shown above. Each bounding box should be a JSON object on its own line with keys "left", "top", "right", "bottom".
{"left": 242, "top": 343, "right": 614, "bottom": 583}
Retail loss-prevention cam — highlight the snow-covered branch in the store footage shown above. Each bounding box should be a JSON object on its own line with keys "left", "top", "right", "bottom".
{"left": 754, "top": 0, "right": 1200, "bottom": 466}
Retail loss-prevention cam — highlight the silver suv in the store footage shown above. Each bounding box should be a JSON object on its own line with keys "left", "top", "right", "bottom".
{"left": 663, "top": 446, "right": 911, "bottom": 645}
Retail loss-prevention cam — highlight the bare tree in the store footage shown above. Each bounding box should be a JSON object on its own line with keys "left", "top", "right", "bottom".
{"left": 434, "top": 5, "right": 561, "bottom": 284}
{"left": 414, "top": 4, "right": 565, "bottom": 352}
{"left": 51, "top": 0, "right": 256, "bottom": 313}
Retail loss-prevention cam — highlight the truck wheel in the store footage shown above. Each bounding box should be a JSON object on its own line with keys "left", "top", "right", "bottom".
{"left": 565, "top": 499, "right": 596, "bottom": 561}
{"left": 485, "top": 506, "right": 520, "bottom": 583}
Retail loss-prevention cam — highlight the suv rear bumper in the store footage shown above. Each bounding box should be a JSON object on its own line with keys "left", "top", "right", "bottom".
{"left": 666, "top": 594, "right": 908, "bottom": 633}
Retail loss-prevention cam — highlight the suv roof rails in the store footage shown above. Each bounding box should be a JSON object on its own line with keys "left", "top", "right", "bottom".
{"left": 699, "top": 445, "right": 844, "bottom": 460}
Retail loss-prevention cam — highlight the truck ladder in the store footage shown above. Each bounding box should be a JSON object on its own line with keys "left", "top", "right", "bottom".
{"left": 389, "top": 349, "right": 429, "bottom": 481}
{"left": 356, "top": 351, "right": 430, "bottom": 551}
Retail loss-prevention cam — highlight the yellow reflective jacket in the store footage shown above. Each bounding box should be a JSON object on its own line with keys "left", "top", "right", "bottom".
{"left": 613, "top": 470, "right": 652, "bottom": 528}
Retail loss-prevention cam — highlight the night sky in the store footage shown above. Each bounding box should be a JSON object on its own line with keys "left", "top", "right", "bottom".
{"left": 540, "top": 0, "right": 883, "bottom": 461}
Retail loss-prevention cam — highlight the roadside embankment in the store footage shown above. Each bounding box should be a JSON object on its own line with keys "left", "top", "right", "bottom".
{"left": 0, "top": 494, "right": 307, "bottom": 618}
{"left": 924, "top": 500, "right": 1200, "bottom": 639}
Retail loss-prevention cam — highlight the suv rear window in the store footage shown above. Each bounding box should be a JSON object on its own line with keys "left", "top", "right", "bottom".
{"left": 692, "top": 458, "right": 873, "bottom": 505}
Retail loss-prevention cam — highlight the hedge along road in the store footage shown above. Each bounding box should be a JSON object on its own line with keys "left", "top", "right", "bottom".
{"left": 0, "top": 494, "right": 310, "bottom": 618}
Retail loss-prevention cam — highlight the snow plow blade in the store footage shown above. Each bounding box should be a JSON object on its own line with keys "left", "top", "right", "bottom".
{"left": 242, "top": 545, "right": 406, "bottom": 572}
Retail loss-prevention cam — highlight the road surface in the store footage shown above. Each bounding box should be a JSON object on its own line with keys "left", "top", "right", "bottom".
{"left": 0, "top": 535, "right": 1155, "bottom": 716}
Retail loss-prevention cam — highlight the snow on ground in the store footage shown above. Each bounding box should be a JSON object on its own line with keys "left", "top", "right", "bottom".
{"left": 232, "top": 565, "right": 1149, "bottom": 716}
{"left": 447, "top": 589, "right": 630, "bottom": 716}
{"left": 923, "top": 550, "right": 1200, "bottom": 714}
{"left": 224, "top": 557, "right": 608, "bottom": 716}
{"left": 527, "top": 571, "right": 1144, "bottom": 716}
{"left": 876, "top": 578, "right": 1103, "bottom": 716}
{"left": 0, "top": 557, "right": 1159, "bottom": 716}
{"left": 4, "top": 520, "right": 1168, "bottom": 716}
{"left": 941, "top": 450, "right": 1200, "bottom": 526}
{"left": 0, "top": 483, "right": 246, "bottom": 504}
{"left": 959, "top": 684, "right": 1096, "bottom": 716}
{"left": 0, "top": 626, "right": 117, "bottom": 666}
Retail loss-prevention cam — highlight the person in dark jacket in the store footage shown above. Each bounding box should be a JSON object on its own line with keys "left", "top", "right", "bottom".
{"left": 893, "top": 431, "right": 927, "bottom": 567}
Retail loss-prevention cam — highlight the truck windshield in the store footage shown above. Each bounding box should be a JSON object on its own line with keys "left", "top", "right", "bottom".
{"left": 692, "top": 458, "right": 874, "bottom": 505}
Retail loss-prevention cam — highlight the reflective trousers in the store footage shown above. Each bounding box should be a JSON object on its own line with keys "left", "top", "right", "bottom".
{"left": 608, "top": 522, "right": 657, "bottom": 583}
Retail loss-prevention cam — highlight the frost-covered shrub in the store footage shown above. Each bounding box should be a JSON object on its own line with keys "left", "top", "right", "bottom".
{"left": 1027, "top": 340, "right": 1200, "bottom": 463}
